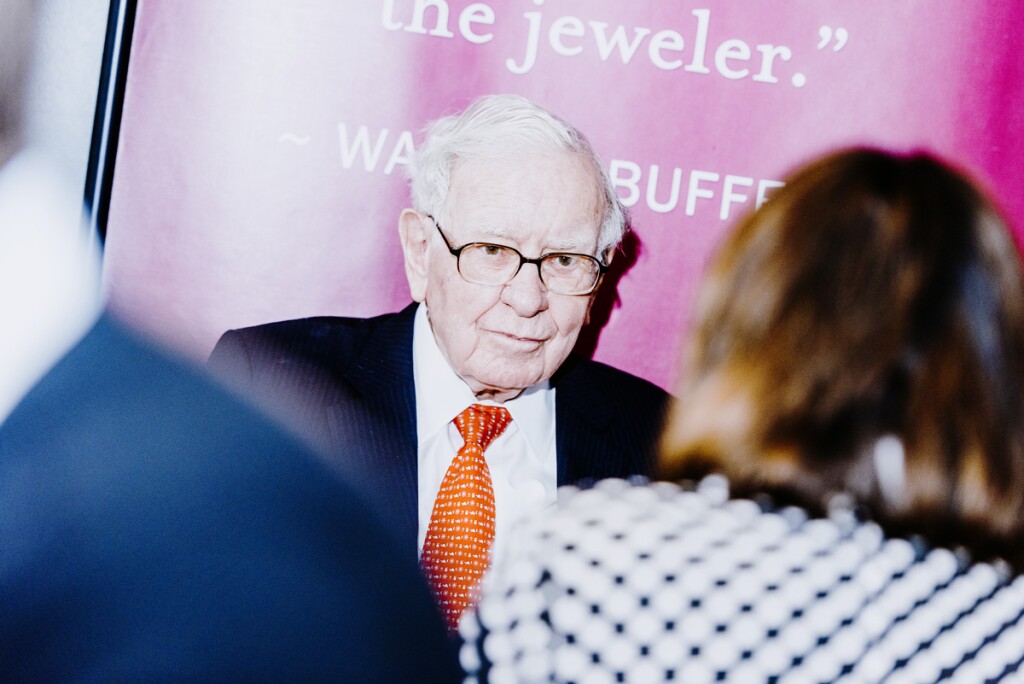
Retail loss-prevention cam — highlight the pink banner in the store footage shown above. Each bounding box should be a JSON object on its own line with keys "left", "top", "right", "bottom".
{"left": 104, "top": 0, "right": 1024, "bottom": 391}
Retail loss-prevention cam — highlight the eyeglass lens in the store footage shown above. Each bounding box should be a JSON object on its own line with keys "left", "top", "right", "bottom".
{"left": 458, "top": 244, "right": 600, "bottom": 295}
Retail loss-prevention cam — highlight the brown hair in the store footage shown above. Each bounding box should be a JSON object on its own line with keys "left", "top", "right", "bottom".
{"left": 0, "top": 0, "right": 37, "bottom": 149}
{"left": 660, "top": 148, "right": 1024, "bottom": 566}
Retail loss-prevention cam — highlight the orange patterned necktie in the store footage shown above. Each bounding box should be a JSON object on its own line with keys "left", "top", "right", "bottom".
{"left": 421, "top": 403, "right": 512, "bottom": 631}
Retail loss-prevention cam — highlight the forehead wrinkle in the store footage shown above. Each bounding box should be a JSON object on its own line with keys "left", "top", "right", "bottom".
{"left": 468, "top": 183, "right": 601, "bottom": 252}
{"left": 446, "top": 152, "right": 602, "bottom": 252}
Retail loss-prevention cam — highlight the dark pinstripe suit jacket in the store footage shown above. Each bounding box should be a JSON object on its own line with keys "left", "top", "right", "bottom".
{"left": 1, "top": 315, "right": 460, "bottom": 680}
{"left": 208, "top": 303, "right": 669, "bottom": 562}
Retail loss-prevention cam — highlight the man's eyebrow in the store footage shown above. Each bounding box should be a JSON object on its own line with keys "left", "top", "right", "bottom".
{"left": 545, "top": 239, "right": 592, "bottom": 252}
{"left": 544, "top": 232, "right": 599, "bottom": 253}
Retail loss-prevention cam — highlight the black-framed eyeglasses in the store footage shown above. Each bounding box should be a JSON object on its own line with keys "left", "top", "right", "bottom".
{"left": 427, "top": 215, "right": 606, "bottom": 296}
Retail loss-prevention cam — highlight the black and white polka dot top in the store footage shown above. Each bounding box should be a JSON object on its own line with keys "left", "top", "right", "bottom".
{"left": 462, "top": 477, "right": 1024, "bottom": 683}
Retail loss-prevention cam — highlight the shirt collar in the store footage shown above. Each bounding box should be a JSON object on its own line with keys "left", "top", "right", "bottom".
{"left": 412, "top": 303, "right": 555, "bottom": 453}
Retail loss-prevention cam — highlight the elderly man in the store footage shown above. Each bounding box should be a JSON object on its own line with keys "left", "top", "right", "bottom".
{"left": 210, "top": 94, "right": 668, "bottom": 628}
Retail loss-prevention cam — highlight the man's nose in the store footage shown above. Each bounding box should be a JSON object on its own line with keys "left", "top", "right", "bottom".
{"left": 500, "top": 262, "right": 548, "bottom": 316}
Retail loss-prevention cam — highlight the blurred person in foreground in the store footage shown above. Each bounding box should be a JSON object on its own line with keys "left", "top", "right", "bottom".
{"left": 209, "top": 94, "right": 668, "bottom": 630}
{"left": 462, "top": 148, "right": 1024, "bottom": 682}
{"left": 0, "top": 1, "right": 458, "bottom": 679}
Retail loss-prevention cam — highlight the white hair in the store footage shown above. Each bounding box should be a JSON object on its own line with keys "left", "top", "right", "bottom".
{"left": 407, "top": 94, "right": 627, "bottom": 255}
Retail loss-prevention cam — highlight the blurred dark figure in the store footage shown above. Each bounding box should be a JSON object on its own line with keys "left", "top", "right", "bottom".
{"left": 0, "top": 1, "right": 459, "bottom": 680}
{"left": 462, "top": 148, "right": 1024, "bottom": 682}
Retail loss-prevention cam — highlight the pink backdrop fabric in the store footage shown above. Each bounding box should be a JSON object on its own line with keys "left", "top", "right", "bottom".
{"left": 104, "top": 0, "right": 1024, "bottom": 392}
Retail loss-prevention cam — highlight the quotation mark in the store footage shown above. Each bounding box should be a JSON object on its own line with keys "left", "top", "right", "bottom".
{"left": 279, "top": 133, "right": 311, "bottom": 146}
{"left": 792, "top": 25, "right": 850, "bottom": 88}
{"left": 817, "top": 26, "right": 849, "bottom": 51}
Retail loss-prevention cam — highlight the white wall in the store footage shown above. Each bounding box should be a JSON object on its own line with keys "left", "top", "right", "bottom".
{"left": 23, "top": 0, "right": 109, "bottom": 187}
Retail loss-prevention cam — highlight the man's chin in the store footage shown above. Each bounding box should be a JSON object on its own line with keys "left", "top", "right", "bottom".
{"left": 466, "top": 370, "right": 546, "bottom": 402}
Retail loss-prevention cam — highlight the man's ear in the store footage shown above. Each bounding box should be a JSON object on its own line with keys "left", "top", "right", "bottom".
{"left": 582, "top": 248, "right": 615, "bottom": 325}
{"left": 398, "top": 209, "right": 430, "bottom": 302}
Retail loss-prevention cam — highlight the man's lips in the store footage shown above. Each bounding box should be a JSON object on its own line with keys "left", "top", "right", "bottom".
{"left": 484, "top": 329, "right": 549, "bottom": 346}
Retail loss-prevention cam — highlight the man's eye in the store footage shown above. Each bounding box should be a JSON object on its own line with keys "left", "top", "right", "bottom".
{"left": 482, "top": 245, "right": 505, "bottom": 257}
{"left": 554, "top": 255, "right": 578, "bottom": 268}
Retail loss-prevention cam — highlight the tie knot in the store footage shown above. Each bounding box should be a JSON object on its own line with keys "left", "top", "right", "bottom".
{"left": 454, "top": 404, "right": 512, "bottom": 451}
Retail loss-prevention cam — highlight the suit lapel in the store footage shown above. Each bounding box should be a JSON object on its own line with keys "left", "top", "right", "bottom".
{"left": 553, "top": 355, "right": 616, "bottom": 485}
{"left": 326, "top": 304, "right": 420, "bottom": 558}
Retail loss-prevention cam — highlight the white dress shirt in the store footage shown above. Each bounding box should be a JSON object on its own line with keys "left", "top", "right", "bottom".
{"left": 0, "top": 149, "right": 101, "bottom": 423}
{"left": 413, "top": 304, "right": 558, "bottom": 569}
